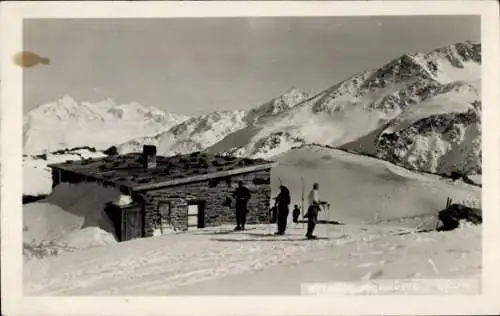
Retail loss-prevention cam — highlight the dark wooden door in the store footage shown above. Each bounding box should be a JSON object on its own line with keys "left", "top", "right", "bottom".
{"left": 198, "top": 202, "right": 206, "bottom": 228}
{"left": 122, "top": 209, "right": 143, "bottom": 241}
{"left": 104, "top": 204, "right": 122, "bottom": 241}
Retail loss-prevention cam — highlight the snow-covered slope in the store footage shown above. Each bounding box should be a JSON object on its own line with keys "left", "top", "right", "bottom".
{"left": 167, "top": 224, "right": 481, "bottom": 295}
{"left": 271, "top": 145, "right": 480, "bottom": 224}
{"left": 23, "top": 95, "right": 189, "bottom": 155}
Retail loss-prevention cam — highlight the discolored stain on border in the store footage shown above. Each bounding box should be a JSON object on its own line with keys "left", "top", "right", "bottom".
{"left": 13, "top": 51, "right": 50, "bottom": 68}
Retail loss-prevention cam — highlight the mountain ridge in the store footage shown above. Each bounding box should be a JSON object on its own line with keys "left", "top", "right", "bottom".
{"left": 23, "top": 41, "right": 481, "bottom": 177}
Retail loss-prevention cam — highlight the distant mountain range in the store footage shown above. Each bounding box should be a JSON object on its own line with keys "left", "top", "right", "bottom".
{"left": 23, "top": 96, "right": 189, "bottom": 155}
{"left": 23, "top": 41, "right": 481, "bottom": 176}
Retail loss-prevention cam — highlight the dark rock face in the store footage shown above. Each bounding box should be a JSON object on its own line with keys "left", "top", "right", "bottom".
{"left": 437, "top": 203, "right": 482, "bottom": 232}
{"left": 375, "top": 108, "right": 481, "bottom": 175}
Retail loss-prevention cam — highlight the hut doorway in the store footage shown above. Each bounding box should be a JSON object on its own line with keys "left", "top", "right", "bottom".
{"left": 187, "top": 200, "right": 206, "bottom": 229}
{"left": 105, "top": 202, "right": 144, "bottom": 242}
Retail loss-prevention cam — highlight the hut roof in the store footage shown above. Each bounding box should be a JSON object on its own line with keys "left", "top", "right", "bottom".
{"left": 48, "top": 152, "right": 276, "bottom": 192}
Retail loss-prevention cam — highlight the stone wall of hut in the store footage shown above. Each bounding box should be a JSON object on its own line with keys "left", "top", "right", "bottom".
{"left": 140, "top": 169, "right": 272, "bottom": 236}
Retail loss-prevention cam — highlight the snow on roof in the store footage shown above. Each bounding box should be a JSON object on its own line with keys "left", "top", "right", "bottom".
{"left": 48, "top": 152, "right": 276, "bottom": 192}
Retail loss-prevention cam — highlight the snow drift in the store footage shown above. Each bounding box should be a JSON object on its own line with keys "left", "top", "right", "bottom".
{"left": 23, "top": 202, "right": 83, "bottom": 244}
{"left": 23, "top": 182, "right": 122, "bottom": 247}
{"left": 58, "top": 227, "right": 118, "bottom": 250}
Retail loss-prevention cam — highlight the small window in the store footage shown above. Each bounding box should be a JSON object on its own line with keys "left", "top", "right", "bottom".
{"left": 208, "top": 179, "right": 220, "bottom": 188}
{"left": 158, "top": 202, "right": 171, "bottom": 217}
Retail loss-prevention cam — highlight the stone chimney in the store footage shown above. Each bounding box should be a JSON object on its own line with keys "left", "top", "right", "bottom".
{"left": 143, "top": 145, "right": 157, "bottom": 169}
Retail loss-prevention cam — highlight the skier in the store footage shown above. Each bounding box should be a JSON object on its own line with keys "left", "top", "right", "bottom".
{"left": 292, "top": 204, "right": 301, "bottom": 224}
{"left": 305, "top": 182, "right": 321, "bottom": 239}
{"left": 274, "top": 185, "right": 291, "bottom": 235}
{"left": 233, "top": 181, "right": 251, "bottom": 231}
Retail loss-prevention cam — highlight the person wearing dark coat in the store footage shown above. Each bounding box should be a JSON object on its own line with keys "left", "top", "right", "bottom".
{"left": 292, "top": 205, "right": 301, "bottom": 224}
{"left": 233, "top": 181, "right": 251, "bottom": 231}
{"left": 274, "top": 185, "right": 291, "bottom": 235}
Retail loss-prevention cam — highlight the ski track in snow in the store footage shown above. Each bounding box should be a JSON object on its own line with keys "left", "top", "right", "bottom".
{"left": 24, "top": 223, "right": 481, "bottom": 296}
{"left": 25, "top": 225, "right": 350, "bottom": 295}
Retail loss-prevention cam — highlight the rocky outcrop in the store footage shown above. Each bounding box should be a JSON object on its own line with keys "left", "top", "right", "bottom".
{"left": 375, "top": 108, "right": 481, "bottom": 175}
{"left": 437, "top": 203, "right": 482, "bottom": 232}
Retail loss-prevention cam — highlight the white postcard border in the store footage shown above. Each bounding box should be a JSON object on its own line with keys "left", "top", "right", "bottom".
{"left": 1, "top": 1, "right": 499, "bottom": 315}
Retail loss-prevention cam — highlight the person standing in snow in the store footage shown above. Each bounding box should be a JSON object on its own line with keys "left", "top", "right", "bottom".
{"left": 292, "top": 204, "right": 301, "bottom": 224}
{"left": 305, "top": 182, "right": 321, "bottom": 239}
{"left": 233, "top": 181, "right": 251, "bottom": 231}
{"left": 274, "top": 185, "right": 291, "bottom": 235}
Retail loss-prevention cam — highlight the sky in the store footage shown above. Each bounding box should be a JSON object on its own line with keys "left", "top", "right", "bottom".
{"left": 23, "top": 16, "right": 480, "bottom": 116}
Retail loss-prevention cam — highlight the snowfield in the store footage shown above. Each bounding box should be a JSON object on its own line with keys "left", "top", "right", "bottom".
{"left": 24, "top": 223, "right": 481, "bottom": 296}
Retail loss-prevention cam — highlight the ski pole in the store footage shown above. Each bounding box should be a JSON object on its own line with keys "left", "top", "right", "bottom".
{"left": 301, "top": 177, "right": 305, "bottom": 229}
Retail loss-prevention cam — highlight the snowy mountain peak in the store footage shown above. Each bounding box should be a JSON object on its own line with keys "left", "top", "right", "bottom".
{"left": 361, "top": 41, "right": 481, "bottom": 90}
{"left": 58, "top": 94, "right": 79, "bottom": 107}
{"left": 23, "top": 96, "right": 189, "bottom": 155}
{"left": 244, "top": 87, "right": 309, "bottom": 124}
{"left": 273, "top": 87, "right": 309, "bottom": 108}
